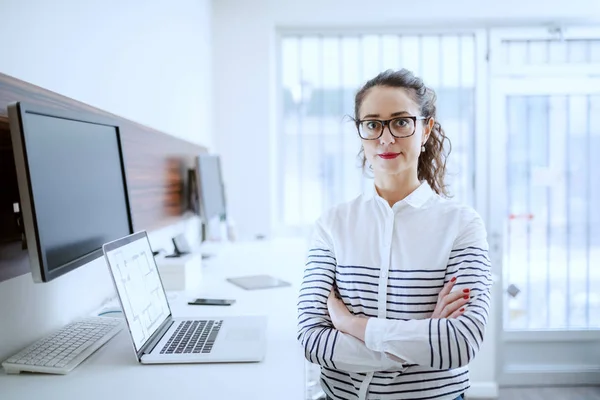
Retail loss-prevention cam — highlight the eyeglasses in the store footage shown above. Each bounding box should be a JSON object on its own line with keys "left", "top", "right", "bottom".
{"left": 355, "top": 116, "right": 427, "bottom": 140}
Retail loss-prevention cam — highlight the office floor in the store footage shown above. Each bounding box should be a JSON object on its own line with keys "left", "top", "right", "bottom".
{"left": 471, "top": 386, "right": 600, "bottom": 400}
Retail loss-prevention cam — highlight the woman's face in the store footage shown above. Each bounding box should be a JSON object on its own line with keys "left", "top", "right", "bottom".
{"left": 358, "top": 86, "right": 431, "bottom": 177}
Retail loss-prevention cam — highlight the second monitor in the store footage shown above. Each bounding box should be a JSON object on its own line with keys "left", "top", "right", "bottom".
{"left": 194, "top": 154, "right": 227, "bottom": 226}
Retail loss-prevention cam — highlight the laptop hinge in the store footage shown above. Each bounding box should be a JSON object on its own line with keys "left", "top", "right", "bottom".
{"left": 137, "top": 316, "right": 175, "bottom": 359}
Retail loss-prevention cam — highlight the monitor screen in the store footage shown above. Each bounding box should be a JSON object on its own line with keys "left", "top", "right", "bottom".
{"left": 195, "top": 154, "right": 226, "bottom": 223}
{"left": 9, "top": 103, "right": 133, "bottom": 282}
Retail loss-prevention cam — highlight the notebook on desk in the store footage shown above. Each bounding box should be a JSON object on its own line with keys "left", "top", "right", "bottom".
{"left": 102, "top": 231, "right": 267, "bottom": 365}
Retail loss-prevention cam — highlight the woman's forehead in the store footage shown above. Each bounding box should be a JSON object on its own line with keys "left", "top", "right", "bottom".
{"left": 360, "top": 86, "right": 419, "bottom": 117}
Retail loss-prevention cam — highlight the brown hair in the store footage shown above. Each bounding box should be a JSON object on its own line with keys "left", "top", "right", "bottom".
{"left": 354, "top": 69, "right": 451, "bottom": 197}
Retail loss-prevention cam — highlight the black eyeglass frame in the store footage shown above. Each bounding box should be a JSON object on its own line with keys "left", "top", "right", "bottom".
{"left": 354, "top": 115, "right": 428, "bottom": 140}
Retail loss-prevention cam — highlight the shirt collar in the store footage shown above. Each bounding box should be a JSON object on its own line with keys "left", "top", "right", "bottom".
{"left": 369, "top": 180, "right": 434, "bottom": 209}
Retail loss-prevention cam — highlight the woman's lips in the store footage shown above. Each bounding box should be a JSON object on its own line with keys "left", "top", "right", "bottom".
{"left": 378, "top": 152, "right": 400, "bottom": 160}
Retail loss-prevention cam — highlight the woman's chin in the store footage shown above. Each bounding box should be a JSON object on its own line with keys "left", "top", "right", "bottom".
{"left": 374, "top": 160, "right": 404, "bottom": 174}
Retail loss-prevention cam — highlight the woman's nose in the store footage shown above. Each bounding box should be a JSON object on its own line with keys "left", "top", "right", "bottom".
{"left": 379, "top": 127, "right": 396, "bottom": 145}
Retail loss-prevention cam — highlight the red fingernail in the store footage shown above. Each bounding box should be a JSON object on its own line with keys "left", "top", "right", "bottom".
{"left": 451, "top": 277, "right": 457, "bottom": 282}
{"left": 460, "top": 308, "right": 465, "bottom": 312}
{"left": 463, "top": 295, "right": 469, "bottom": 300}
{"left": 463, "top": 289, "right": 470, "bottom": 293}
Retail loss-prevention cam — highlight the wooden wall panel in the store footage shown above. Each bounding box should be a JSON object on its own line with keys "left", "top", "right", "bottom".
{"left": 0, "top": 72, "right": 207, "bottom": 281}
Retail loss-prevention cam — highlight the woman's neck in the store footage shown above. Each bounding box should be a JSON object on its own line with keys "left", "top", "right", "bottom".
{"left": 374, "top": 171, "right": 421, "bottom": 207}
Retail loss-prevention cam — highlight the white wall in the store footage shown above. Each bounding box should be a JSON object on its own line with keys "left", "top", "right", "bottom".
{"left": 0, "top": 0, "right": 212, "bottom": 362}
{"left": 212, "top": 0, "right": 600, "bottom": 240}
{"left": 2, "top": 0, "right": 213, "bottom": 150}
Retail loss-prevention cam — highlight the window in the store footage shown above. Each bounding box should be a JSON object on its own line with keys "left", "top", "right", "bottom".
{"left": 278, "top": 33, "right": 480, "bottom": 233}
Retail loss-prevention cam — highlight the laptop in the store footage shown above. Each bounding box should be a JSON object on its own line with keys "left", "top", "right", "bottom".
{"left": 102, "top": 230, "right": 267, "bottom": 364}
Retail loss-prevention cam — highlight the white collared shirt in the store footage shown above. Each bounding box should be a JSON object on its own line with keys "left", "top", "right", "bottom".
{"left": 297, "top": 182, "right": 492, "bottom": 400}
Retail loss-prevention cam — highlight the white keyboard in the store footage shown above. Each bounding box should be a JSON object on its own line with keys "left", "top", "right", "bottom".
{"left": 1, "top": 316, "right": 123, "bottom": 375}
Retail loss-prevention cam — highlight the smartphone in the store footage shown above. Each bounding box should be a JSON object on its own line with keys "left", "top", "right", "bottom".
{"left": 187, "top": 298, "right": 235, "bottom": 306}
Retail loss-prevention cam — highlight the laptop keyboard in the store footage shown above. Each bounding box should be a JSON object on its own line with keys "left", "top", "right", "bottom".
{"left": 160, "top": 320, "right": 223, "bottom": 355}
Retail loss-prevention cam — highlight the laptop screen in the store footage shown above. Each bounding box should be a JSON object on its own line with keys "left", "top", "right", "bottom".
{"left": 103, "top": 233, "right": 171, "bottom": 352}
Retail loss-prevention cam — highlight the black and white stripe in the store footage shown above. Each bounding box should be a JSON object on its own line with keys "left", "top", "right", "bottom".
{"left": 297, "top": 187, "right": 492, "bottom": 400}
{"left": 297, "top": 248, "right": 337, "bottom": 367}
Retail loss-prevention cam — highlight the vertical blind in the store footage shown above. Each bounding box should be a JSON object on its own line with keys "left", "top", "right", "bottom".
{"left": 279, "top": 34, "right": 477, "bottom": 229}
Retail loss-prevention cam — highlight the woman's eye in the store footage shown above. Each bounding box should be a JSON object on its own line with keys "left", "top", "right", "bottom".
{"left": 393, "top": 118, "right": 409, "bottom": 127}
{"left": 366, "top": 122, "right": 379, "bottom": 130}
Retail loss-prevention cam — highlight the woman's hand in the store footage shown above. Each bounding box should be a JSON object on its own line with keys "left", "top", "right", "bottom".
{"left": 432, "top": 276, "right": 470, "bottom": 319}
{"left": 327, "top": 288, "right": 368, "bottom": 341}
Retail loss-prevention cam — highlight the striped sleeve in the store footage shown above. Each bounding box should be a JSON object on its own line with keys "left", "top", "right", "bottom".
{"left": 297, "top": 215, "right": 407, "bottom": 373}
{"left": 364, "top": 210, "right": 492, "bottom": 370}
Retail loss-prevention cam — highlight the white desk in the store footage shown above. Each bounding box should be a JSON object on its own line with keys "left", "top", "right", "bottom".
{"left": 0, "top": 238, "right": 309, "bottom": 400}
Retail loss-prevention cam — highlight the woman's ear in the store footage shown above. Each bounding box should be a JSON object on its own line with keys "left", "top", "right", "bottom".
{"left": 423, "top": 117, "right": 435, "bottom": 145}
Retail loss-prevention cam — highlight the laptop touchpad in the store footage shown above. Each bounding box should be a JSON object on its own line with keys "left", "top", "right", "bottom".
{"left": 226, "top": 329, "right": 261, "bottom": 341}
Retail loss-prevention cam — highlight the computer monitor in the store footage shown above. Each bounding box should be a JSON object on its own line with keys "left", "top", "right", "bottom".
{"left": 194, "top": 154, "right": 227, "bottom": 224}
{"left": 8, "top": 102, "right": 133, "bottom": 283}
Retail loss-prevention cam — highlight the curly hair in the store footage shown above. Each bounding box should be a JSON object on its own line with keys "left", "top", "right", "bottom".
{"left": 354, "top": 69, "right": 451, "bottom": 197}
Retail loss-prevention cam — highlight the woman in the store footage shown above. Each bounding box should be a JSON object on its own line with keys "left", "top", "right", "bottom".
{"left": 297, "top": 69, "right": 492, "bottom": 400}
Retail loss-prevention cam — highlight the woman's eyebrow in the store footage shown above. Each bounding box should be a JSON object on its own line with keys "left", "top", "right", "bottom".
{"left": 362, "top": 111, "right": 411, "bottom": 119}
